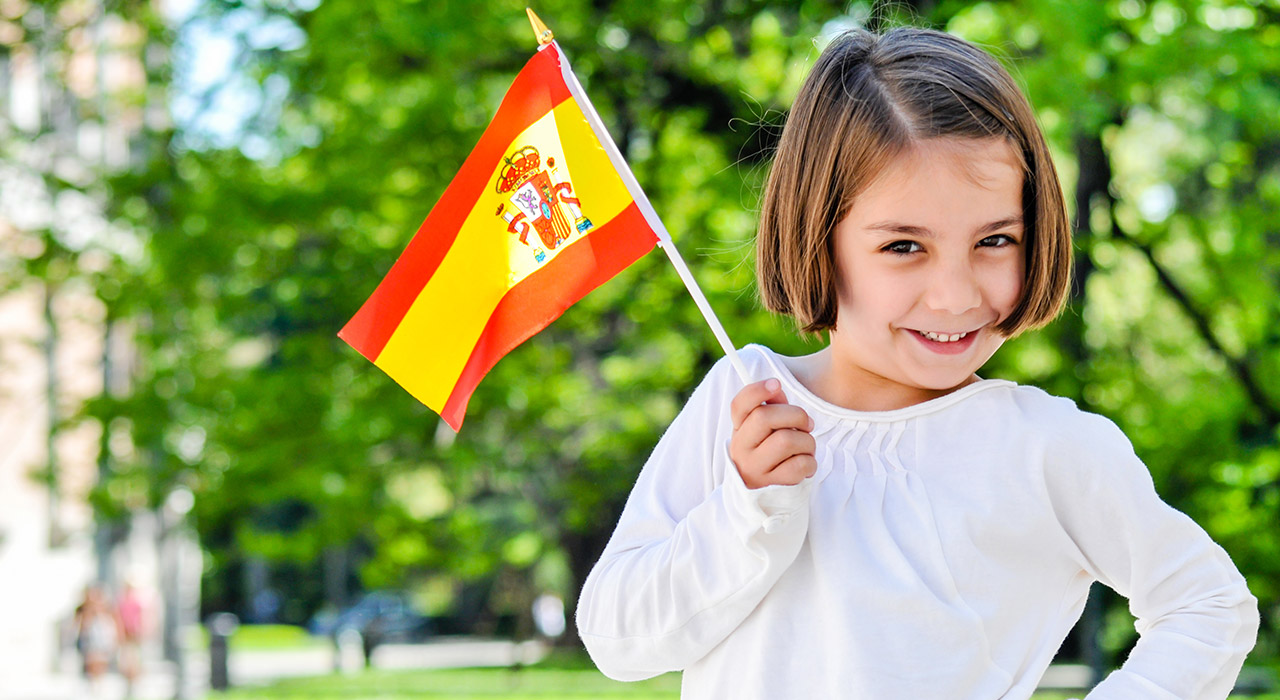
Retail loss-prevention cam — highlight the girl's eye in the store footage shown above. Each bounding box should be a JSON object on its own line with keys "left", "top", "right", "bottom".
{"left": 978, "top": 234, "right": 1018, "bottom": 248}
{"left": 883, "top": 240, "right": 922, "bottom": 255}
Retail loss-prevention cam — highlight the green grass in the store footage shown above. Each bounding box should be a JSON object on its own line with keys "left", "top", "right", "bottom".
{"left": 196, "top": 624, "right": 327, "bottom": 652}
{"left": 222, "top": 648, "right": 685, "bottom": 698}
{"left": 220, "top": 666, "right": 683, "bottom": 699}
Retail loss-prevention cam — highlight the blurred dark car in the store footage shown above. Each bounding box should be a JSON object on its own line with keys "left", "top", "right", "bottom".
{"left": 309, "top": 591, "right": 432, "bottom": 658}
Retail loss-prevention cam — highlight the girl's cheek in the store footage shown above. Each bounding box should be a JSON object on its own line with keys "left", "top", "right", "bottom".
{"left": 997, "top": 272, "right": 1025, "bottom": 314}
{"left": 981, "top": 258, "right": 1024, "bottom": 315}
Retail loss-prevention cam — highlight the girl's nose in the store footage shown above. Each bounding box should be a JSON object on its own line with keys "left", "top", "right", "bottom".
{"left": 924, "top": 260, "right": 982, "bottom": 315}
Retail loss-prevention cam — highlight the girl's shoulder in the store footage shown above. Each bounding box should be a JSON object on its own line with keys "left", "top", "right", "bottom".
{"left": 994, "top": 382, "right": 1124, "bottom": 436}
{"left": 968, "top": 379, "right": 1140, "bottom": 467}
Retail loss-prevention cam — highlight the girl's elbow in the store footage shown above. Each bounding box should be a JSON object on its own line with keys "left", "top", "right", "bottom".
{"left": 579, "top": 631, "right": 670, "bottom": 682}
{"left": 1205, "top": 577, "right": 1262, "bottom": 657}
{"left": 574, "top": 592, "right": 656, "bottom": 681}
{"left": 577, "top": 599, "right": 686, "bottom": 682}
{"left": 1236, "top": 587, "right": 1261, "bottom": 653}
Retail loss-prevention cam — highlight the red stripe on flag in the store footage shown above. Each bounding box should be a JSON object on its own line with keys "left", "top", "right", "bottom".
{"left": 439, "top": 203, "right": 657, "bottom": 429}
{"left": 338, "top": 45, "right": 572, "bottom": 362}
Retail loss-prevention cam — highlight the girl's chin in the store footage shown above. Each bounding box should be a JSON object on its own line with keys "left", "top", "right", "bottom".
{"left": 900, "top": 351, "right": 993, "bottom": 390}
{"left": 903, "top": 373, "right": 980, "bottom": 394}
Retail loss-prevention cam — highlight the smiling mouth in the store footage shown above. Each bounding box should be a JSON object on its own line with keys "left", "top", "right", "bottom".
{"left": 915, "top": 330, "right": 971, "bottom": 343}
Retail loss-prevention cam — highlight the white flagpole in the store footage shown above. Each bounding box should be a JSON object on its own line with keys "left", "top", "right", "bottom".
{"left": 550, "top": 40, "right": 752, "bottom": 384}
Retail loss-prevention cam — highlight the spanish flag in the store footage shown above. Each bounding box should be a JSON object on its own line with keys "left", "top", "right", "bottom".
{"left": 339, "top": 42, "right": 659, "bottom": 430}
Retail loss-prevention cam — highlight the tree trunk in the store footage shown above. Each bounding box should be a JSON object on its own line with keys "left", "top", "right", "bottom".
{"left": 1071, "top": 125, "right": 1113, "bottom": 684}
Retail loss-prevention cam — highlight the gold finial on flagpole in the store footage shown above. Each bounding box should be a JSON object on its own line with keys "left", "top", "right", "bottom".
{"left": 526, "top": 8, "right": 554, "bottom": 46}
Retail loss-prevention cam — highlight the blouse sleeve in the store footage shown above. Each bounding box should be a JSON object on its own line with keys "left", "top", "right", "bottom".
{"left": 575, "top": 355, "right": 812, "bottom": 681}
{"left": 1044, "top": 411, "right": 1259, "bottom": 700}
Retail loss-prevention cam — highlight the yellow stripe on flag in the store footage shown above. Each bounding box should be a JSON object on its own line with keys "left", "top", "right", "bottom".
{"left": 374, "top": 98, "right": 635, "bottom": 408}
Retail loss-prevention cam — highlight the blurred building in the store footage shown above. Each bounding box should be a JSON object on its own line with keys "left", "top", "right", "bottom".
{"left": 0, "top": 274, "right": 105, "bottom": 683}
{"left": 0, "top": 0, "right": 187, "bottom": 689}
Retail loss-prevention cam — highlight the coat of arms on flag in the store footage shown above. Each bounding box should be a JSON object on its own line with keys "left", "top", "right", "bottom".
{"left": 495, "top": 145, "right": 593, "bottom": 267}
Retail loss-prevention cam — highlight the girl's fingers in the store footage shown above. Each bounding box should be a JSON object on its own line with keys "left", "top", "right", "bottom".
{"left": 754, "top": 428, "right": 817, "bottom": 474}
{"left": 730, "top": 379, "right": 789, "bottom": 429}
{"left": 736, "top": 403, "right": 814, "bottom": 450}
{"left": 770, "top": 453, "right": 819, "bottom": 485}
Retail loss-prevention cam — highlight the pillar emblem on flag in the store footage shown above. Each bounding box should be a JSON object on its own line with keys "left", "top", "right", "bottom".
{"left": 495, "top": 145, "right": 593, "bottom": 262}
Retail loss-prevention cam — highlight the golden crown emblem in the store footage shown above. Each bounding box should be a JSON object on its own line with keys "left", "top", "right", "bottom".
{"left": 496, "top": 146, "right": 545, "bottom": 194}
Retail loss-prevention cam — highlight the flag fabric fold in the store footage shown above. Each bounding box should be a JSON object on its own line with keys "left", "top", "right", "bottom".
{"left": 339, "top": 43, "right": 659, "bottom": 430}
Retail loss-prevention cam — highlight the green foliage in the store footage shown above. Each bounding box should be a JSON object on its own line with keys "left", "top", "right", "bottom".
{"left": 9, "top": 0, "right": 1278, "bottom": 664}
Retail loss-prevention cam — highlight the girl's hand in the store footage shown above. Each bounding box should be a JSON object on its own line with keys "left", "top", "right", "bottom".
{"left": 729, "top": 378, "right": 817, "bottom": 489}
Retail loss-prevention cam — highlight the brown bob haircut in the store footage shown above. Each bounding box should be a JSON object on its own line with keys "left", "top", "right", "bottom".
{"left": 757, "top": 27, "right": 1071, "bottom": 336}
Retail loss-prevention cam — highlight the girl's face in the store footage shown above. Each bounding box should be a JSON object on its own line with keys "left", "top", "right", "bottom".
{"left": 829, "top": 138, "right": 1025, "bottom": 408}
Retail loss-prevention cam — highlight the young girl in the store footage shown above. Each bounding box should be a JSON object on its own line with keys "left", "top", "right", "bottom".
{"left": 575, "top": 26, "right": 1259, "bottom": 699}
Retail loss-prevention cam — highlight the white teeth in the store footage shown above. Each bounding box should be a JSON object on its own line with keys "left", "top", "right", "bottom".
{"left": 921, "top": 330, "right": 968, "bottom": 342}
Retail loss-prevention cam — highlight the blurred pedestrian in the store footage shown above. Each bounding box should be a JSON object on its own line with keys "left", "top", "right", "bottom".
{"left": 74, "top": 585, "right": 119, "bottom": 696}
{"left": 117, "top": 581, "right": 146, "bottom": 698}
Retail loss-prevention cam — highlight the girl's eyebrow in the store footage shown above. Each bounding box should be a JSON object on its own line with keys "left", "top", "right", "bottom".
{"left": 863, "top": 215, "right": 1024, "bottom": 237}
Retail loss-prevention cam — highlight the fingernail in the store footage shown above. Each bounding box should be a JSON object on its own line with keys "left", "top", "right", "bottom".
{"left": 765, "top": 379, "right": 779, "bottom": 392}
{"left": 808, "top": 416, "right": 815, "bottom": 431}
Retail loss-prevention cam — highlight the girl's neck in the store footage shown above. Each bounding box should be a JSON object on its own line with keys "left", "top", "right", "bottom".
{"left": 781, "top": 346, "right": 981, "bottom": 413}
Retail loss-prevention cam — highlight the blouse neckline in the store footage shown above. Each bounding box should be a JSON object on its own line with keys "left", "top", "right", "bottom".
{"left": 747, "top": 343, "right": 1015, "bottom": 423}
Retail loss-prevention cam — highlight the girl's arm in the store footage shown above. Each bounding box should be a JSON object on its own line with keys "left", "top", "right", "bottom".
{"left": 1046, "top": 413, "right": 1259, "bottom": 699}
{"left": 575, "top": 355, "right": 812, "bottom": 681}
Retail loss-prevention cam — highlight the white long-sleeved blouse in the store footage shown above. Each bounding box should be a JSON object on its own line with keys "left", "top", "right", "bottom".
{"left": 576, "top": 344, "right": 1258, "bottom": 699}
